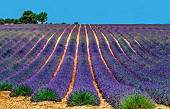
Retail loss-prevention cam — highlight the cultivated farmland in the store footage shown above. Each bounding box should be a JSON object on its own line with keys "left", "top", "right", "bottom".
{"left": 0, "top": 24, "right": 170, "bottom": 109}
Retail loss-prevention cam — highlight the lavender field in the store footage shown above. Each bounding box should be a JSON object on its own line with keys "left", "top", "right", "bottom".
{"left": 0, "top": 24, "right": 170, "bottom": 109}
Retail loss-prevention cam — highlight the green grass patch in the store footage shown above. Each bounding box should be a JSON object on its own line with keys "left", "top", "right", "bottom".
{"left": 160, "top": 49, "right": 164, "bottom": 52}
{"left": 10, "top": 86, "right": 32, "bottom": 97}
{"left": 119, "top": 94, "right": 154, "bottom": 109}
{"left": 31, "top": 89, "right": 59, "bottom": 102}
{"left": 0, "top": 82, "right": 12, "bottom": 91}
{"left": 168, "top": 53, "right": 170, "bottom": 56}
{"left": 67, "top": 90, "right": 99, "bottom": 106}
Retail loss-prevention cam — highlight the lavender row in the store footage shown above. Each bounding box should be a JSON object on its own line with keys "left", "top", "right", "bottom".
{"left": 0, "top": 32, "right": 42, "bottom": 72}
{"left": 0, "top": 33, "right": 33, "bottom": 62}
{"left": 10, "top": 25, "right": 73, "bottom": 97}
{"left": 131, "top": 32, "right": 170, "bottom": 60}
{"left": 124, "top": 25, "right": 169, "bottom": 55}
{"left": 87, "top": 25, "right": 154, "bottom": 109}
{"left": 0, "top": 29, "right": 38, "bottom": 50}
{"left": 128, "top": 32, "right": 170, "bottom": 67}
{"left": 0, "top": 32, "right": 9, "bottom": 41}
{"left": 115, "top": 31, "right": 170, "bottom": 77}
{"left": 125, "top": 31, "right": 170, "bottom": 70}
{"left": 100, "top": 30, "right": 170, "bottom": 85}
{"left": 67, "top": 25, "right": 100, "bottom": 106}
{"left": 91, "top": 25, "right": 170, "bottom": 105}
{"left": 91, "top": 25, "right": 145, "bottom": 83}
{"left": 140, "top": 32, "right": 166, "bottom": 49}
{"left": 140, "top": 32, "right": 170, "bottom": 55}
{"left": 0, "top": 31, "right": 53, "bottom": 81}
{"left": 135, "top": 32, "right": 170, "bottom": 58}
{"left": 110, "top": 29, "right": 170, "bottom": 70}
{"left": 135, "top": 30, "right": 170, "bottom": 49}
{"left": 0, "top": 29, "right": 25, "bottom": 41}
{"left": 0, "top": 32, "right": 24, "bottom": 54}
{"left": 31, "top": 26, "right": 79, "bottom": 102}
{"left": 130, "top": 30, "right": 170, "bottom": 52}
{"left": 0, "top": 32, "right": 18, "bottom": 47}
{"left": 0, "top": 26, "right": 68, "bottom": 91}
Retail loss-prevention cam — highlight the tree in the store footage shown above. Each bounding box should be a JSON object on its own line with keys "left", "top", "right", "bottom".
{"left": 13, "top": 19, "right": 22, "bottom": 24}
{"left": 29, "top": 13, "right": 38, "bottom": 24}
{"left": 0, "top": 19, "right": 5, "bottom": 24}
{"left": 4, "top": 18, "right": 12, "bottom": 23}
{"left": 74, "top": 22, "right": 78, "bottom": 24}
{"left": 37, "top": 12, "right": 47, "bottom": 24}
{"left": 61, "top": 22, "right": 66, "bottom": 24}
{"left": 20, "top": 10, "right": 38, "bottom": 24}
{"left": 0, "top": 10, "right": 49, "bottom": 24}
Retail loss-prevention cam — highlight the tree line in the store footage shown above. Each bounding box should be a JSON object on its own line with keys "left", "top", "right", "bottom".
{"left": 0, "top": 10, "right": 79, "bottom": 25}
{"left": 0, "top": 10, "right": 47, "bottom": 24}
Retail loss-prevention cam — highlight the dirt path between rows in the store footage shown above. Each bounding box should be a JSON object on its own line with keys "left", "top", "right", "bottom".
{"left": 0, "top": 91, "right": 170, "bottom": 109}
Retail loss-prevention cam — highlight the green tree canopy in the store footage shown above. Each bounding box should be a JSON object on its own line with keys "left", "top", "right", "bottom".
{"left": 0, "top": 10, "right": 48, "bottom": 24}
{"left": 74, "top": 22, "right": 78, "bottom": 24}
{"left": 0, "top": 19, "right": 5, "bottom": 24}
{"left": 20, "top": 10, "right": 38, "bottom": 24}
{"left": 61, "top": 22, "right": 66, "bottom": 24}
{"left": 37, "top": 12, "right": 48, "bottom": 24}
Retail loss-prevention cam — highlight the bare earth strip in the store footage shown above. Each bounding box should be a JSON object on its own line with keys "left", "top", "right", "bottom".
{"left": 0, "top": 91, "right": 169, "bottom": 109}
{"left": 0, "top": 91, "right": 112, "bottom": 109}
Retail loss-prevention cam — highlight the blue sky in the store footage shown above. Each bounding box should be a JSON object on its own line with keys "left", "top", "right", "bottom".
{"left": 0, "top": 0, "right": 170, "bottom": 24}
